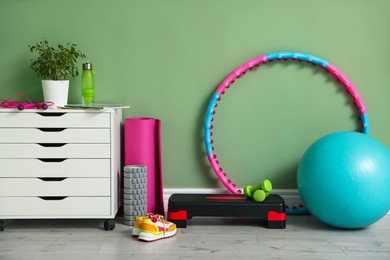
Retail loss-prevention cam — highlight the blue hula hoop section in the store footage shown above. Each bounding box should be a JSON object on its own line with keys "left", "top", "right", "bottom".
{"left": 267, "top": 52, "right": 330, "bottom": 67}
{"left": 204, "top": 92, "right": 220, "bottom": 155}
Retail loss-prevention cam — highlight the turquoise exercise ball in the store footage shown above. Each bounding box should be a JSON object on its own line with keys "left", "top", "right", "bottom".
{"left": 297, "top": 132, "right": 390, "bottom": 229}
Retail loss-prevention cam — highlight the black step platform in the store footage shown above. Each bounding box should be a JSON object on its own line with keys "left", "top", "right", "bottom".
{"left": 167, "top": 193, "right": 286, "bottom": 229}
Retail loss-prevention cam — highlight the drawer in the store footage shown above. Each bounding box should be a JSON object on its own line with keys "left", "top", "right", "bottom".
{"left": 0, "top": 128, "right": 110, "bottom": 143}
{"left": 0, "top": 159, "right": 110, "bottom": 177}
{"left": 0, "top": 197, "right": 110, "bottom": 217}
{"left": 0, "top": 144, "right": 110, "bottom": 158}
{"left": 0, "top": 112, "right": 110, "bottom": 128}
{"left": 0, "top": 178, "right": 110, "bottom": 196}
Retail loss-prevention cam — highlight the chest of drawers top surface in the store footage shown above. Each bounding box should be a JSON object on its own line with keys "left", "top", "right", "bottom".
{"left": 0, "top": 109, "right": 111, "bottom": 128}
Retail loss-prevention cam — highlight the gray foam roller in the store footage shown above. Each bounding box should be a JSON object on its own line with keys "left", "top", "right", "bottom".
{"left": 124, "top": 165, "right": 147, "bottom": 173}
{"left": 123, "top": 177, "right": 146, "bottom": 185}
{"left": 123, "top": 188, "right": 147, "bottom": 195}
{"left": 123, "top": 198, "right": 146, "bottom": 205}
{"left": 123, "top": 205, "right": 146, "bottom": 215}
{"left": 122, "top": 165, "right": 148, "bottom": 219}
{"left": 123, "top": 194, "right": 145, "bottom": 201}
{"left": 123, "top": 199, "right": 146, "bottom": 206}
{"left": 124, "top": 172, "right": 146, "bottom": 179}
{"left": 124, "top": 192, "right": 147, "bottom": 200}
{"left": 124, "top": 183, "right": 141, "bottom": 189}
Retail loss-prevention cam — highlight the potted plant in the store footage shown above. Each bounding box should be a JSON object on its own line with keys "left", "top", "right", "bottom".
{"left": 29, "top": 40, "right": 86, "bottom": 106}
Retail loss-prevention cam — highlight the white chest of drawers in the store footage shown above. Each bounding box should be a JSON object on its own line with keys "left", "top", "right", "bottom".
{"left": 0, "top": 108, "right": 123, "bottom": 230}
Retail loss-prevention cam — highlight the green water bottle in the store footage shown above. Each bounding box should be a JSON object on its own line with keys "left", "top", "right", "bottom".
{"left": 81, "top": 62, "right": 94, "bottom": 104}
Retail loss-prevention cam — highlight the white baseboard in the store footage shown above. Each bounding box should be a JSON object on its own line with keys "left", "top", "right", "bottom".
{"left": 162, "top": 188, "right": 303, "bottom": 215}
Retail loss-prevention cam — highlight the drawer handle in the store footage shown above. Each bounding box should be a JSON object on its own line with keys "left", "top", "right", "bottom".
{"left": 38, "top": 196, "right": 67, "bottom": 201}
{"left": 38, "top": 143, "right": 66, "bottom": 147}
{"left": 37, "top": 112, "right": 66, "bottom": 117}
{"left": 37, "top": 128, "right": 66, "bottom": 132}
{"left": 38, "top": 177, "right": 67, "bottom": 182}
{"left": 38, "top": 158, "right": 67, "bottom": 163}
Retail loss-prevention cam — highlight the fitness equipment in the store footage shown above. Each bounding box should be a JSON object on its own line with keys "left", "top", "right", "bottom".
{"left": 253, "top": 190, "right": 267, "bottom": 203}
{"left": 124, "top": 118, "right": 164, "bottom": 215}
{"left": 244, "top": 179, "right": 272, "bottom": 202}
{"left": 0, "top": 93, "right": 53, "bottom": 110}
{"left": 298, "top": 132, "right": 390, "bottom": 229}
{"left": 203, "top": 52, "right": 369, "bottom": 205}
{"left": 122, "top": 165, "right": 148, "bottom": 226}
{"left": 177, "top": 51, "right": 369, "bottom": 224}
{"left": 167, "top": 193, "right": 286, "bottom": 229}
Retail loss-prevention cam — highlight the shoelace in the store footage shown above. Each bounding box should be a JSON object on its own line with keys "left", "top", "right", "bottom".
{"left": 144, "top": 213, "right": 155, "bottom": 219}
{"left": 150, "top": 215, "right": 167, "bottom": 234}
{"left": 150, "top": 214, "right": 164, "bottom": 222}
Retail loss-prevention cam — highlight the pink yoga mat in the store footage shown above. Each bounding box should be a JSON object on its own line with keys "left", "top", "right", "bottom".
{"left": 124, "top": 118, "right": 164, "bottom": 215}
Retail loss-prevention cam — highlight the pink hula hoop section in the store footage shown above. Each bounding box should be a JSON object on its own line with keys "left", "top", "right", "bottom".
{"left": 204, "top": 52, "right": 369, "bottom": 194}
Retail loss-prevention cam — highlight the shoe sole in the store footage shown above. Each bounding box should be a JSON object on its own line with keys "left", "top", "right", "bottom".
{"left": 138, "top": 229, "right": 177, "bottom": 242}
{"left": 132, "top": 227, "right": 141, "bottom": 237}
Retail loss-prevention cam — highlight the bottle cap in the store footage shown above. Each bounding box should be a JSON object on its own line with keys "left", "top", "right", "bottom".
{"left": 83, "top": 62, "right": 93, "bottom": 70}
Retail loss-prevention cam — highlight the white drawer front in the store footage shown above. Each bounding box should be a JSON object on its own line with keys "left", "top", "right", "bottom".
{"left": 0, "top": 178, "right": 110, "bottom": 196}
{"left": 0, "top": 128, "right": 110, "bottom": 143}
{"left": 0, "top": 159, "right": 110, "bottom": 177}
{"left": 0, "top": 144, "right": 110, "bottom": 158}
{"left": 0, "top": 112, "right": 110, "bottom": 128}
{"left": 0, "top": 197, "right": 110, "bottom": 217}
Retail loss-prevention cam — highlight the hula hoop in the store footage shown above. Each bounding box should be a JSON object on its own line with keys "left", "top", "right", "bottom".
{"left": 204, "top": 52, "right": 370, "bottom": 194}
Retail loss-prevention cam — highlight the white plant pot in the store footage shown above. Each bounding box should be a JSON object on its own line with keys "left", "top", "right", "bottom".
{"left": 42, "top": 80, "right": 69, "bottom": 107}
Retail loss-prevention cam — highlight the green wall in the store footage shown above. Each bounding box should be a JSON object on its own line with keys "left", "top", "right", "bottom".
{"left": 1, "top": 0, "right": 390, "bottom": 189}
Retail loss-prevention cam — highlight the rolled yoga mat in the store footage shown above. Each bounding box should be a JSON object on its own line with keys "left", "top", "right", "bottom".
{"left": 124, "top": 118, "right": 164, "bottom": 215}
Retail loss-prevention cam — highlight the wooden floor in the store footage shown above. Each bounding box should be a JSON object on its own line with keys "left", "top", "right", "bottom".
{"left": 0, "top": 215, "right": 389, "bottom": 259}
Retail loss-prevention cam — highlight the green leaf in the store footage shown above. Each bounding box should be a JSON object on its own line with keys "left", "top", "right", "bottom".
{"left": 28, "top": 40, "right": 86, "bottom": 80}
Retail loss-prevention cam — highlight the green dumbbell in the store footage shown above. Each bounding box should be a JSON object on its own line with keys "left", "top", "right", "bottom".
{"left": 244, "top": 182, "right": 263, "bottom": 198}
{"left": 253, "top": 179, "right": 272, "bottom": 202}
{"left": 261, "top": 179, "right": 272, "bottom": 194}
{"left": 253, "top": 189, "right": 267, "bottom": 202}
{"left": 244, "top": 179, "right": 273, "bottom": 202}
